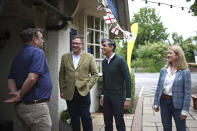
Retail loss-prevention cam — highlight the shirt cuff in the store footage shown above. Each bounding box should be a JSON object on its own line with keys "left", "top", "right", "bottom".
{"left": 126, "top": 98, "right": 131, "bottom": 100}
{"left": 181, "top": 110, "right": 188, "bottom": 116}
{"left": 154, "top": 105, "right": 158, "bottom": 109}
{"left": 101, "top": 95, "right": 104, "bottom": 97}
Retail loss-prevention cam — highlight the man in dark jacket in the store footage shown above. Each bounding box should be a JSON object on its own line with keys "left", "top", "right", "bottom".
{"left": 100, "top": 39, "right": 132, "bottom": 131}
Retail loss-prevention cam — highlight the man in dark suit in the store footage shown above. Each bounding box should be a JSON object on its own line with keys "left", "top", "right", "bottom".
{"left": 59, "top": 35, "right": 98, "bottom": 131}
{"left": 100, "top": 39, "right": 132, "bottom": 131}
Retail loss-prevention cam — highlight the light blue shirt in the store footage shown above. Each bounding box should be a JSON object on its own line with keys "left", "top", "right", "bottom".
{"left": 72, "top": 51, "right": 82, "bottom": 69}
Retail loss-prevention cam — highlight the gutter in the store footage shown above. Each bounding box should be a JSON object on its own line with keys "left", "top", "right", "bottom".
{"left": 32, "top": 0, "right": 72, "bottom": 30}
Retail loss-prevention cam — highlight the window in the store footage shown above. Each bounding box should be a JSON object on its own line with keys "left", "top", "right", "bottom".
{"left": 86, "top": 15, "right": 109, "bottom": 74}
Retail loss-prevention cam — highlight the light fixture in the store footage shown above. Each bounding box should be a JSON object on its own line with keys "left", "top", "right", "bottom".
{"left": 182, "top": 7, "right": 184, "bottom": 10}
{"left": 158, "top": 3, "right": 160, "bottom": 6}
{"left": 170, "top": 5, "right": 173, "bottom": 8}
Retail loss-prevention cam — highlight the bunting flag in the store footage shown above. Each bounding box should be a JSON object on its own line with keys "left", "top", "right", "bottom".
{"left": 111, "top": 26, "right": 120, "bottom": 35}
{"left": 105, "top": 8, "right": 113, "bottom": 16}
{"left": 103, "top": 15, "right": 116, "bottom": 24}
{"left": 127, "top": 22, "right": 138, "bottom": 72}
{"left": 97, "top": 4, "right": 104, "bottom": 10}
{"left": 97, "top": 0, "right": 107, "bottom": 10}
{"left": 97, "top": 0, "right": 137, "bottom": 48}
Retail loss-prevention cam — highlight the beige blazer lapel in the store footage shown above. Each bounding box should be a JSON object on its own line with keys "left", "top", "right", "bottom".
{"left": 68, "top": 52, "right": 75, "bottom": 70}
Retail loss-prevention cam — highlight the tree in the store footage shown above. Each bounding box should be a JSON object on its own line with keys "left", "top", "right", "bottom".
{"left": 131, "top": 7, "right": 169, "bottom": 46}
{"left": 171, "top": 32, "right": 184, "bottom": 45}
{"left": 187, "top": 0, "right": 197, "bottom": 16}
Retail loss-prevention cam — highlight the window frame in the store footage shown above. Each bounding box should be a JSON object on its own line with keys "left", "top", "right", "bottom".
{"left": 84, "top": 15, "right": 109, "bottom": 75}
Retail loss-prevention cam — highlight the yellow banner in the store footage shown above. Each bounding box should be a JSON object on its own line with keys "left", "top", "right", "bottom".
{"left": 127, "top": 22, "right": 138, "bottom": 72}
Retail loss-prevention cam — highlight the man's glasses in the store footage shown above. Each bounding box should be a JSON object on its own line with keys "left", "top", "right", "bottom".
{"left": 72, "top": 42, "right": 81, "bottom": 45}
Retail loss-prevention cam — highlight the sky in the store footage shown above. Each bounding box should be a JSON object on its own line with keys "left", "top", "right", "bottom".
{"left": 128, "top": 0, "right": 197, "bottom": 41}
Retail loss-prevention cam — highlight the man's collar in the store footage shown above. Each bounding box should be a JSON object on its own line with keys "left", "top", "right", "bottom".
{"left": 72, "top": 51, "right": 82, "bottom": 56}
{"left": 105, "top": 53, "right": 115, "bottom": 60}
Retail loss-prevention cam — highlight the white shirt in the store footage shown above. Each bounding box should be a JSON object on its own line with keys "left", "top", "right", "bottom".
{"left": 105, "top": 53, "right": 115, "bottom": 64}
{"left": 72, "top": 52, "right": 82, "bottom": 87}
{"left": 163, "top": 66, "right": 176, "bottom": 96}
{"left": 72, "top": 51, "right": 82, "bottom": 69}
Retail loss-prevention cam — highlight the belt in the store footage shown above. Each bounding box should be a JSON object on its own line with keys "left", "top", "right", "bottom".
{"left": 20, "top": 99, "right": 49, "bottom": 105}
{"left": 162, "top": 94, "right": 172, "bottom": 99}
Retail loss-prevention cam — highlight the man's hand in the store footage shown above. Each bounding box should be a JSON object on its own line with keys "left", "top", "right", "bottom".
{"left": 60, "top": 93, "right": 65, "bottom": 98}
{"left": 124, "top": 100, "right": 131, "bottom": 110}
{"left": 180, "top": 114, "right": 187, "bottom": 120}
{"left": 100, "top": 96, "right": 104, "bottom": 106}
{"left": 154, "top": 107, "right": 160, "bottom": 112}
{"left": 4, "top": 91, "right": 21, "bottom": 103}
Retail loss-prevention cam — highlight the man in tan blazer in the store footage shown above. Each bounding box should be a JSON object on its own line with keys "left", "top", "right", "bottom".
{"left": 59, "top": 35, "right": 98, "bottom": 131}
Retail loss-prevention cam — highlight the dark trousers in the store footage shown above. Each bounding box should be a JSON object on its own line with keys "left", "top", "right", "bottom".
{"left": 67, "top": 89, "right": 92, "bottom": 131}
{"left": 160, "top": 96, "right": 186, "bottom": 131}
{"left": 103, "top": 96, "right": 125, "bottom": 131}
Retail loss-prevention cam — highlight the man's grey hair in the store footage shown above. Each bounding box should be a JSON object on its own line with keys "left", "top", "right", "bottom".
{"left": 101, "top": 39, "right": 116, "bottom": 52}
{"left": 73, "top": 35, "right": 84, "bottom": 43}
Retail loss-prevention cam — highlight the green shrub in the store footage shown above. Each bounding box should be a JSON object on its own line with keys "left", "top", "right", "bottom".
{"left": 132, "top": 42, "right": 169, "bottom": 72}
{"left": 128, "top": 72, "right": 135, "bottom": 113}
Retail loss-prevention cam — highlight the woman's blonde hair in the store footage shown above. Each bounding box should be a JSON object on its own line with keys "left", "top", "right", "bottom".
{"left": 165, "top": 45, "right": 188, "bottom": 70}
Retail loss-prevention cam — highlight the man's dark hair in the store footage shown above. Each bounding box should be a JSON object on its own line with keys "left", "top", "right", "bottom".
{"left": 20, "top": 28, "right": 43, "bottom": 43}
{"left": 101, "top": 39, "right": 116, "bottom": 52}
{"left": 73, "top": 35, "right": 84, "bottom": 43}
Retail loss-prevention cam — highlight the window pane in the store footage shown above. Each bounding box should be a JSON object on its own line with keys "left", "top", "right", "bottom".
{"left": 87, "top": 45, "right": 94, "bottom": 55}
{"left": 87, "top": 30, "right": 93, "bottom": 43}
{"left": 95, "top": 46, "right": 100, "bottom": 58}
{"left": 95, "top": 31, "right": 100, "bottom": 44}
{"left": 101, "top": 19, "right": 104, "bottom": 31}
{"left": 104, "top": 34, "right": 108, "bottom": 38}
{"left": 104, "top": 22, "right": 108, "bottom": 32}
{"left": 87, "top": 16, "right": 94, "bottom": 29}
{"left": 101, "top": 33, "right": 104, "bottom": 40}
{"left": 95, "top": 17, "right": 100, "bottom": 30}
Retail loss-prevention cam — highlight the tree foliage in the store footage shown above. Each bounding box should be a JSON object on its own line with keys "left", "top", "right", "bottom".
{"left": 187, "top": 0, "right": 197, "bottom": 16}
{"left": 131, "top": 7, "right": 169, "bottom": 46}
{"left": 171, "top": 32, "right": 184, "bottom": 45}
{"left": 131, "top": 42, "right": 169, "bottom": 72}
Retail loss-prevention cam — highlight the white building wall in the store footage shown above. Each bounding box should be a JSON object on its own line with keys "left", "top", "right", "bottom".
{"left": 48, "top": 28, "right": 72, "bottom": 131}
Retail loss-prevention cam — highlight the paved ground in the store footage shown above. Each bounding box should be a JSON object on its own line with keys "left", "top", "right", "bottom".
{"left": 92, "top": 113, "right": 133, "bottom": 131}
{"left": 142, "top": 97, "right": 197, "bottom": 131}
{"left": 92, "top": 73, "right": 197, "bottom": 131}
